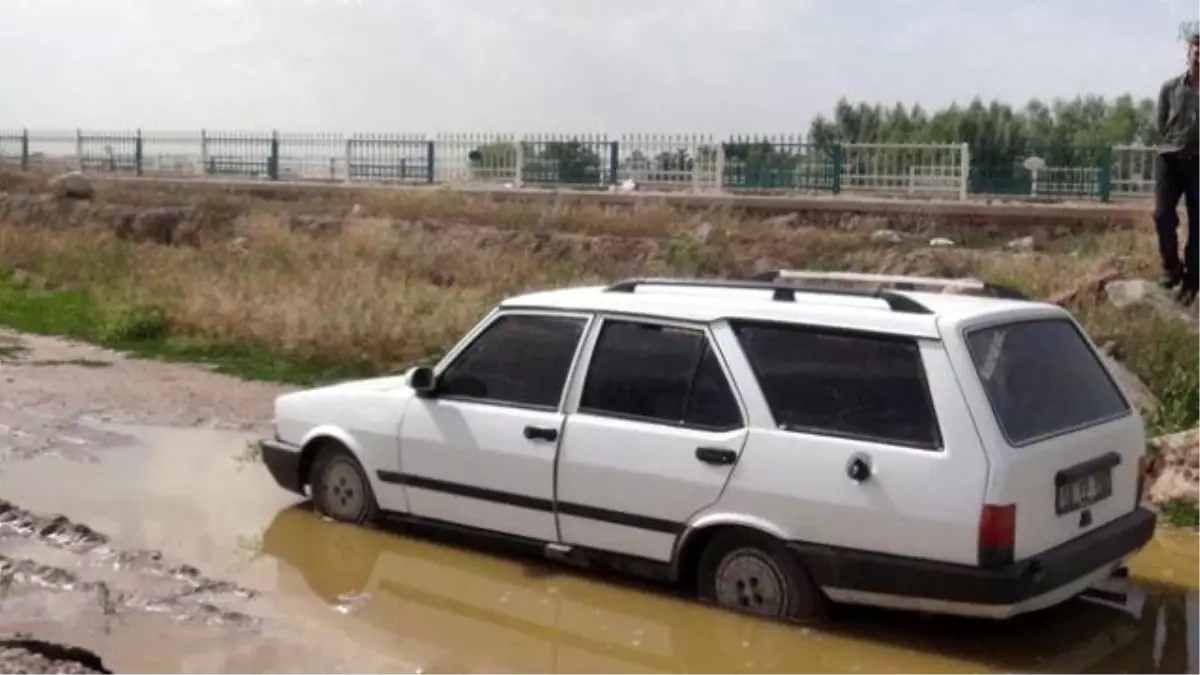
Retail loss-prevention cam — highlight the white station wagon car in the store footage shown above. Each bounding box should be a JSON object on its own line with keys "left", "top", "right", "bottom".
{"left": 258, "top": 270, "right": 1156, "bottom": 622}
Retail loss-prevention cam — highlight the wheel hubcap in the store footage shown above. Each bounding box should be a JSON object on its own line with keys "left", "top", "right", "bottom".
{"left": 714, "top": 549, "right": 787, "bottom": 616}
{"left": 321, "top": 459, "right": 366, "bottom": 520}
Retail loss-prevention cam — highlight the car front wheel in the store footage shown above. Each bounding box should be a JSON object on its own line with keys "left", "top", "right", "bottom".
{"left": 310, "top": 445, "right": 379, "bottom": 525}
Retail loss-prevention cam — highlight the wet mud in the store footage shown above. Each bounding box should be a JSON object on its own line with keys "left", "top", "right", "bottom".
{"left": 1, "top": 328, "right": 1198, "bottom": 673}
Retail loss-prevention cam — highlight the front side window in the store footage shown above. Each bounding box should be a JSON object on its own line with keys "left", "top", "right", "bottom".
{"left": 579, "top": 320, "right": 744, "bottom": 429}
{"left": 732, "top": 321, "right": 941, "bottom": 449}
{"left": 438, "top": 314, "right": 586, "bottom": 408}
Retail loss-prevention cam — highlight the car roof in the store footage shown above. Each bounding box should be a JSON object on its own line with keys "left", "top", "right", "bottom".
{"left": 499, "top": 282, "right": 1051, "bottom": 339}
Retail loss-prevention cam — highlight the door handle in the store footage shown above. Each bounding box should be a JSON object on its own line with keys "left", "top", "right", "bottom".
{"left": 523, "top": 425, "right": 559, "bottom": 442}
{"left": 695, "top": 447, "right": 737, "bottom": 466}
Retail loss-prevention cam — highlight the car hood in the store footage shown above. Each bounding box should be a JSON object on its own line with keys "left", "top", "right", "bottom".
{"left": 326, "top": 375, "right": 412, "bottom": 392}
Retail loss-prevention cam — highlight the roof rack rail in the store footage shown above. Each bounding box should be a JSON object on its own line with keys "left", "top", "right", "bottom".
{"left": 603, "top": 277, "right": 933, "bottom": 315}
{"left": 749, "top": 269, "right": 1029, "bottom": 300}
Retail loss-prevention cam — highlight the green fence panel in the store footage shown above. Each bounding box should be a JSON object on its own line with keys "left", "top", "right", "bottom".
{"left": 78, "top": 130, "right": 140, "bottom": 174}
{"left": 520, "top": 137, "right": 617, "bottom": 186}
{"left": 347, "top": 135, "right": 433, "bottom": 183}
{"left": 0, "top": 129, "right": 27, "bottom": 170}
{"left": 204, "top": 131, "right": 276, "bottom": 178}
{"left": 969, "top": 143, "right": 1113, "bottom": 201}
{"left": 721, "top": 136, "right": 842, "bottom": 192}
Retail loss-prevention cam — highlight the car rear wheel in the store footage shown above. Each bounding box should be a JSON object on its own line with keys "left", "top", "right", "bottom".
{"left": 696, "top": 530, "right": 827, "bottom": 622}
{"left": 310, "top": 445, "right": 378, "bottom": 526}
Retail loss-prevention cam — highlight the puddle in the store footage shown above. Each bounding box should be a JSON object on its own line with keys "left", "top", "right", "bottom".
{"left": 0, "top": 420, "right": 1196, "bottom": 673}
{"left": 258, "top": 507, "right": 1199, "bottom": 674}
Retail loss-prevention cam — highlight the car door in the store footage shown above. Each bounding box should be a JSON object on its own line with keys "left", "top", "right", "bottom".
{"left": 396, "top": 310, "right": 592, "bottom": 541}
{"left": 555, "top": 317, "right": 749, "bottom": 561}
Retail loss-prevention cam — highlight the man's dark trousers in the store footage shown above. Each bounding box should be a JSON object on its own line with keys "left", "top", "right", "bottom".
{"left": 1154, "top": 152, "right": 1199, "bottom": 288}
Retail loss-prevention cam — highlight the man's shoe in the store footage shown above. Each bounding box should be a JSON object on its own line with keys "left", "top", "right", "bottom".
{"left": 1176, "top": 281, "right": 1198, "bottom": 307}
{"left": 1160, "top": 268, "right": 1185, "bottom": 290}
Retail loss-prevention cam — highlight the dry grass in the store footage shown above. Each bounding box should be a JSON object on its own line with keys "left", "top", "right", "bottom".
{"left": 0, "top": 187, "right": 1194, "bottom": 430}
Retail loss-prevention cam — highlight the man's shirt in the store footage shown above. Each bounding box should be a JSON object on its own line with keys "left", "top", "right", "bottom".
{"left": 1158, "top": 71, "right": 1199, "bottom": 156}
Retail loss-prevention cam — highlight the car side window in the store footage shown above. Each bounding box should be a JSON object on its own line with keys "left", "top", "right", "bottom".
{"left": 438, "top": 314, "right": 586, "bottom": 409}
{"left": 732, "top": 321, "right": 941, "bottom": 450}
{"left": 579, "top": 320, "right": 744, "bottom": 429}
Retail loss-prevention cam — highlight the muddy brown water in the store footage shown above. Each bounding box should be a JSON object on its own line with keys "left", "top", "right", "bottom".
{"left": 0, "top": 421, "right": 1196, "bottom": 674}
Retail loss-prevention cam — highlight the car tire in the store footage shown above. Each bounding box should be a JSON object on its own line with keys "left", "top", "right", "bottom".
{"left": 310, "top": 445, "right": 379, "bottom": 526}
{"left": 696, "top": 530, "right": 827, "bottom": 622}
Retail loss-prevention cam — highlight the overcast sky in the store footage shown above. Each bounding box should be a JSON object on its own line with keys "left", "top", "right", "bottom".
{"left": 0, "top": 0, "right": 1195, "bottom": 134}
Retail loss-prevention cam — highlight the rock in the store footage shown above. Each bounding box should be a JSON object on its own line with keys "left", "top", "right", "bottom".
{"left": 1097, "top": 351, "right": 1159, "bottom": 415}
{"left": 1005, "top": 235, "right": 1036, "bottom": 251}
{"left": 118, "top": 208, "right": 188, "bottom": 245}
{"left": 1104, "top": 279, "right": 1198, "bottom": 325}
{"left": 691, "top": 221, "right": 714, "bottom": 245}
{"left": 869, "top": 229, "right": 904, "bottom": 244}
{"left": 1145, "top": 428, "right": 1199, "bottom": 507}
{"left": 49, "top": 172, "right": 93, "bottom": 200}
{"left": 1047, "top": 270, "right": 1122, "bottom": 307}
{"left": 928, "top": 237, "right": 955, "bottom": 248}
{"left": 763, "top": 212, "right": 800, "bottom": 229}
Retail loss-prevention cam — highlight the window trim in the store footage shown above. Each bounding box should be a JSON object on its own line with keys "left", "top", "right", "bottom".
{"left": 729, "top": 319, "right": 945, "bottom": 452}
{"left": 961, "top": 315, "right": 1133, "bottom": 449}
{"left": 570, "top": 314, "right": 748, "bottom": 433}
{"left": 432, "top": 309, "right": 595, "bottom": 413}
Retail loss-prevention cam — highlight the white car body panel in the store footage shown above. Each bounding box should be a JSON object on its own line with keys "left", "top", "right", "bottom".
{"left": 259, "top": 279, "right": 1155, "bottom": 620}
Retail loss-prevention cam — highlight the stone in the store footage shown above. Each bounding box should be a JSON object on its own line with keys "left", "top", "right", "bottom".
{"left": 49, "top": 172, "right": 93, "bottom": 200}
{"left": 1005, "top": 235, "right": 1036, "bottom": 251}
{"left": 1146, "top": 428, "right": 1200, "bottom": 507}
{"left": 1104, "top": 279, "right": 1198, "bottom": 325}
{"left": 869, "top": 229, "right": 904, "bottom": 244}
{"left": 928, "top": 236, "right": 955, "bottom": 248}
{"left": 763, "top": 212, "right": 800, "bottom": 229}
{"left": 690, "top": 220, "right": 714, "bottom": 245}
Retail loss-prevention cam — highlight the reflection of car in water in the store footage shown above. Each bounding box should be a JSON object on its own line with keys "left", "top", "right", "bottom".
{"left": 260, "top": 506, "right": 1196, "bottom": 674}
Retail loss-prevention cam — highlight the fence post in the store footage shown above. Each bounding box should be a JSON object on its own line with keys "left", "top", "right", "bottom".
{"left": 1097, "top": 145, "right": 1113, "bottom": 203}
{"left": 608, "top": 141, "right": 619, "bottom": 186}
{"left": 268, "top": 130, "right": 280, "bottom": 180}
{"left": 426, "top": 140, "right": 435, "bottom": 184}
{"left": 344, "top": 137, "right": 353, "bottom": 183}
{"left": 514, "top": 139, "right": 524, "bottom": 187}
{"left": 135, "top": 129, "right": 143, "bottom": 177}
{"left": 199, "top": 129, "right": 208, "bottom": 177}
{"left": 75, "top": 129, "right": 83, "bottom": 171}
{"left": 831, "top": 144, "right": 843, "bottom": 195}
{"left": 20, "top": 129, "right": 28, "bottom": 171}
{"left": 959, "top": 142, "right": 970, "bottom": 201}
{"left": 715, "top": 143, "right": 726, "bottom": 193}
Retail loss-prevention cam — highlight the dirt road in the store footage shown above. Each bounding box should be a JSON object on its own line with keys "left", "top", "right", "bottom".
{"left": 1, "top": 329, "right": 1197, "bottom": 673}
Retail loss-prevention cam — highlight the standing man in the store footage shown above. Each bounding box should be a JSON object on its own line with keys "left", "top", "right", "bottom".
{"left": 1154, "top": 30, "right": 1199, "bottom": 305}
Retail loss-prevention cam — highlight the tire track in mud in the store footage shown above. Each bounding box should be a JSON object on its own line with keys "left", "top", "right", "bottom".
{"left": 0, "top": 500, "right": 259, "bottom": 628}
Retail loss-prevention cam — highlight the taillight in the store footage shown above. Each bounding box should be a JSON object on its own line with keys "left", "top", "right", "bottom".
{"left": 978, "top": 503, "right": 1016, "bottom": 567}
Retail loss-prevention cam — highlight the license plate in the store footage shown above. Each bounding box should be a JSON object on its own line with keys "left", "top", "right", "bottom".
{"left": 1056, "top": 469, "right": 1113, "bottom": 514}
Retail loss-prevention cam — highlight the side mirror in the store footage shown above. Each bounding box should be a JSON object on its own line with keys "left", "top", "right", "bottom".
{"left": 408, "top": 366, "right": 438, "bottom": 397}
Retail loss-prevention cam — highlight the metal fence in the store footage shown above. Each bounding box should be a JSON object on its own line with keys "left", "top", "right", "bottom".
{"left": 0, "top": 128, "right": 1170, "bottom": 202}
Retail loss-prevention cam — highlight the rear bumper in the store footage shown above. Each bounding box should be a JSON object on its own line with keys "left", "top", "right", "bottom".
{"left": 790, "top": 507, "right": 1157, "bottom": 618}
{"left": 260, "top": 438, "right": 305, "bottom": 496}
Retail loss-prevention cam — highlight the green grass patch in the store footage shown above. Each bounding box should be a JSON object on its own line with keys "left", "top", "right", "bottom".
{"left": 1159, "top": 500, "right": 1200, "bottom": 528}
{"left": 0, "top": 281, "right": 381, "bottom": 385}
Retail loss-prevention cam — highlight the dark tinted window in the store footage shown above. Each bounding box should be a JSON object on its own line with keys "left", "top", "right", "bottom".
{"left": 685, "top": 344, "right": 744, "bottom": 429}
{"left": 966, "top": 318, "right": 1129, "bottom": 446}
{"left": 439, "top": 314, "right": 585, "bottom": 408}
{"left": 732, "top": 322, "right": 941, "bottom": 449}
{"left": 580, "top": 321, "right": 743, "bottom": 429}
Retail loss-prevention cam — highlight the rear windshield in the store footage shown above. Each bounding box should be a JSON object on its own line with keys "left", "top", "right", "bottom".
{"left": 965, "top": 318, "right": 1130, "bottom": 446}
